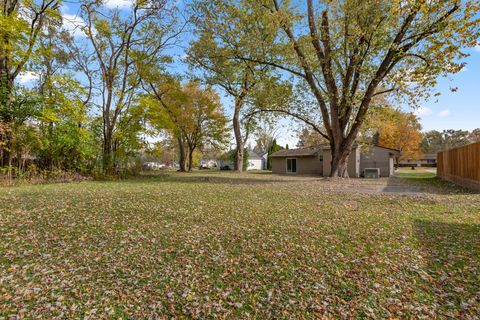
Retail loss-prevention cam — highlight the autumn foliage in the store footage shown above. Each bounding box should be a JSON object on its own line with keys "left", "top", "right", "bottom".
{"left": 364, "top": 105, "right": 422, "bottom": 163}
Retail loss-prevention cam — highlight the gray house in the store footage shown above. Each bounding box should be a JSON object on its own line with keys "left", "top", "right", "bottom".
{"left": 271, "top": 145, "right": 399, "bottom": 177}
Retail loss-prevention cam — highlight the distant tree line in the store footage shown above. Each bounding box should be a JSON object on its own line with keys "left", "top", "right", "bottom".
{"left": 421, "top": 129, "right": 480, "bottom": 154}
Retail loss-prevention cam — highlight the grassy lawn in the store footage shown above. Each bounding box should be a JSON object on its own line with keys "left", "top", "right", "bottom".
{"left": 396, "top": 167, "right": 437, "bottom": 178}
{"left": 1, "top": 172, "right": 479, "bottom": 318}
{"left": 393, "top": 167, "right": 468, "bottom": 192}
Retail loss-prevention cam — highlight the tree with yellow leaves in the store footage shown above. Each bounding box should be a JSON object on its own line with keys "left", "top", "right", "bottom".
{"left": 364, "top": 105, "right": 422, "bottom": 165}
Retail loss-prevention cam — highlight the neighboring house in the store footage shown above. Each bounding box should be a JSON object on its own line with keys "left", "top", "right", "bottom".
{"left": 247, "top": 150, "right": 267, "bottom": 170}
{"left": 260, "top": 152, "right": 268, "bottom": 169}
{"left": 271, "top": 145, "right": 399, "bottom": 177}
{"left": 215, "top": 150, "right": 268, "bottom": 171}
{"left": 399, "top": 153, "right": 437, "bottom": 167}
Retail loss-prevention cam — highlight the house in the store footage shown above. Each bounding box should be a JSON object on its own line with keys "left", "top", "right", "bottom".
{"left": 271, "top": 145, "right": 399, "bottom": 177}
{"left": 215, "top": 150, "right": 268, "bottom": 171}
{"left": 259, "top": 151, "right": 268, "bottom": 169}
{"left": 399, "top": 153, "right": 437, "bottom": 167}
{"left": 247, "top": 150, "right": 267, "bottom": 170}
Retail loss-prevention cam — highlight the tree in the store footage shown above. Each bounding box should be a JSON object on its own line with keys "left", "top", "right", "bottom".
{"left": 148, "top": 138, "right": 178, "bottom": 166}
{"left": 0, "top": 0, "right": 61, "bottom": 166}
{"left": 296, "top": 126, "right": 328, "bottom": 148}
{"left": 266, "top": 139, "right": 283, "bottom": 170}
{"left": 442, "top": 129, "right": 470, "bottom": 150}
{"left": 31, "top": 21, "right": 98, "bottom": 172}
{"left": 421, "top": 130, "right": 444, "bottom": 154}
{"left": 1, "top": 89, "right": 40, "bottom": 178}
{"left": 204, "top": 0, "right": 479, "bottom": 176}
{"left": 80, "top": 0, "right": 179, "bottom": 173}
{"left": 227, "top": 148, "right": 249, "bottom": 171}
{"left": 253, "top": 122, "right": 279, "bottom": 153}
{"left": 364, "top": 105, "right": 422, "bottom": 164}
{"left": 421, "top": 129, "right": 472, "bottom": 153}
{"left": 187, "top": 29, "right": 262, "bottom": 172}
{"left": 143, "top": 79, "right": 229, "bottom": 171}
{"left": 36, "top": 75, "right": 97, "bottom": 171}
{"left": 181, "top": 82, "right": 229, "bottom": 171}
{"left": 142, "top": 77, "right": 189, "bottom": 171}
{"left": 188, "top": 0, "right": 293, "bottom": 172}
{"left": 469, "top": 128, "right": 480, "bottom": 143}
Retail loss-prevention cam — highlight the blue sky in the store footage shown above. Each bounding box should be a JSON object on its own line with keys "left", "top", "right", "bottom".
{"left": 18, "top": 1, "right": 480, "bottom": 147}
{"left": 407, "top": 47, "right": 480, "bottom": 132}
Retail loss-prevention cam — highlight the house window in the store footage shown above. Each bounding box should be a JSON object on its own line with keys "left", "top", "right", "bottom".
{"left": 319, "top": 154, "right": 323, "bottom": 162}
{"left": 286, "top": 158, "right": 297, "bottom": 173}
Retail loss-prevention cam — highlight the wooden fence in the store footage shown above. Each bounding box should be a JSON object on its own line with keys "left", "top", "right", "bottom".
{"left": 437, "top": 142, "right": 480, "bottom": 190}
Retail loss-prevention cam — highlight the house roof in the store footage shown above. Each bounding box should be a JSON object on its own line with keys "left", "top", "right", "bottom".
{"left": 248, "top": 150, "right": 263, "bottom": 160}
{"left": 270, "top": 144, "right": 400, "bottom": 158}
{"left": 322, "top": 143, "right": 400, "bottom": 153}
{"left": 270, "top": 147, "right": 322, "bottom": 158}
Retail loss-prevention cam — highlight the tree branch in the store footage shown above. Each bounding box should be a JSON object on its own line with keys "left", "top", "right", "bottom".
{"left": 246, "top": 108, "right": 329, "bottom": 140}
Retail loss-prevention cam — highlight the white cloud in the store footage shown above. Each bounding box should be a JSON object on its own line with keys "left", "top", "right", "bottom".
{"left": 104, "top": 0, "right": 133, "bottom": 9}
{"left": 414, "top": 107, "right": 433, "bottom": 117}
{"left": 62, "top": 13, "right": 88, "bottom": 38}
{"left": 475, "top": 44, "right": 480, "bottom": 52}
{"left": 17, "top": 71, "right": 39, "bottom": 84}
{"left": 438, "top": 109, "right": 451, "bottom": 118}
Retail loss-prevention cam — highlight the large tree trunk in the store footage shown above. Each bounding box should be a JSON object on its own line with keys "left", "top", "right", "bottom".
{"left": 177, "top": 135, "right": 187, "bottom": 172}
{"left": 187, "top": 146, "right": 195, "bottom": 171}
{"left": 329, "top": 140, "right": 353, "bottom": 178}
{"left": 102, "top": 128, "right": 114, "bottom": 174}
{"left": 233, "top": 97, "right": 243, "bottom": 172}
{"left": 102, "top": 144, "right": 113, "bottom": 174}
{"left": 0, "top": 77, "right": 14, "bottom": 167}
{"left": 330, "top": 153, "right": 349, "bottom": 178}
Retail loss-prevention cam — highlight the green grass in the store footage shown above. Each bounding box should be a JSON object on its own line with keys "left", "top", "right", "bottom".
{"left": 396, "top": 167, "right": 437, "bottom": 179}
{"left": 1, "top": 172, "right": 479, "bottom": 318}
{"left": 394, "top": 167, "right": 473, "bottom": 193}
